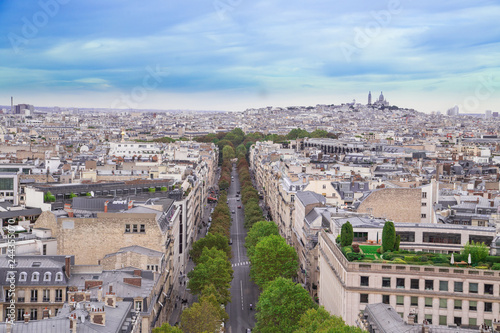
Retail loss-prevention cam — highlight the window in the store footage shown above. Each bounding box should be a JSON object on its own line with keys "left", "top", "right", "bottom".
{"left": 31, "top": 290, "right": 38, "bottom": 302}
{"left": 322, "top": 184, "right": 326, "bottom": 189}
{"left": 424, "top": 314, "right": 433, "bottom": 324}
{"left": 17, "top": 308, "right": 25, "bottom": 321}
{"left": 43, "top": 244, "right": 47, "bottom": 255}
{"left": 454, "top": 317, "right": 462, "bottom": 326}
{"left": 19, "top": 272, "right": 27, "bottom": 282}
{"left": 125, "top": 224, "right": 130, "bottom": 233}
{"left": 382, "top": 295, "right": 390, "bottom": 304}
{"left": 469, "top": 301, "right": 477, "bottom": 311}
{"left": 135, "top": 301, "right": 142, "bottom": 312}
{"left": 421, "top": 214, "right": 426, "bottom": 218}
{"left": 55, "top": 289, "right": 63, "bottom": 302}
{"left": 360, "top": 276, "right": 369, "bottom": 287}
{"left": 382, "top": 277, "right": 391, "bottom": 288}
{"left": 30, "top": 308, "right": 37, "bottom": 321}
{"left": 421, "top": 202, "right": 427, "bottom": 206}
{"left": 425, "top": 280, "right": 434, "bottom": 290}
{"left": 484, "top": 319, "right": 492, "bottom": 327}
{"left": 439, "top": 280, "right": 448, "bottom": 292}
{"left": 469, "top": 283, "right": 478, "bottom": 294}
{"left": 43, "top": 272, "right": 51, "bottom": 281}
{"left": 425, "top": 297, "right": 432, "bottom": 307}
{"left": 422, "top": 192, "right": 427, "bottom": 198}
{"left": 133, "top": 224, "right": 138, "bottom": 233}
{"left": 484, "top": 284, "right": 494, "bottom": 295}
{"left": 454, "top": 299, "right": 462, "bottom": 310}
{"left": 55, "top": 272, "right": 63, "bottom": 281}
{"left": 17, "top": 290, "right": 25, "bottom": 302}
{"left": 140, "top": 224, "right": 145, "bottom": 233}
{"left": 146, "top": 265, "right": 150, "bottom": 270}
{"left": 469, "top": 318, "right": 477, "bottom": 326}
{"left": 439, "top": 315, "right": 447, "bottom": 325}
{"left": 439, "top": 298, "right": 447, "bottom": 309}
{"left": 396, "top": 295, "right": 404, "bottom": 305}
{"left": 410, "top": 296, "right": 418, "bottom": 306}
{"left": 32, "top": 272, "right": 39, "bottom": 282}
{"left": 485, "top": 302, "right": 492, "bottom": 312}
{"left": 454, "top": 281, "right": 463, "bottom": 292}
{"left": 155, "top": 265, "right": 158, "bottom": 271}
{"left": 410, "top": 279, "right": 419, "bottom": 290}
{"left": 396, "top": 278, "right": 405, "bottom": 289}
{"left": 360, "top": 294, "right": 369, "bottom": 303}
{"left": 43, "top": 289, "right": 50, "bottom": 302}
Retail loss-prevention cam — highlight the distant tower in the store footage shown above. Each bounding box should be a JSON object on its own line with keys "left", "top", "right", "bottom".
{"left": 121, "top": 128, "right": 126, "bottom": 142}
{"left": 379, "top": 91, "right": 384, "bottom": 102}
{"left": 368, "top": 91, "right": 372, "bottom": 105}
{"left": 10, "top": 97, "right": 13, "bottom": 114}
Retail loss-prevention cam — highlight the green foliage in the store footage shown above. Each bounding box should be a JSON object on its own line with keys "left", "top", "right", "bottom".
{"left": 382, "top": 221, "right": 396, "bottom": 252}
{"left": 255, "top": 278, "right": 315, "bottom": 333}
{"left": 187, "top": 247, "right": 233, "bottom": 305}
{"left": 86, "top": 192, "right": 92, "bottom": 196}
{"left": 180, "top": 293, "right": 226, "bottom": 333}
{"left": 250, "top": 235, "right": 298, "bottom": 288}
{"left": 190, "top": 232, "right": 232, "bottom": 264}
{"left": 236, "top": 143, "right": 247, "bottom": 156}
{"left": 245, "top": 221, "right": 279, "bottom": 257}
{"left": 294, "top": 306, "right": 366, "bottom": 333}
{"left": 394, "top": 234, "right": 400, "bottom": 251}
{"left": 309, "top": 129, "right": 329, "bottom": 138}
{"left": 492, "top": 263, "right": 500, "bottom": 270}
{"left": 222, "top": 145, "right": 236, "bottom": 161}
{"left": 485, "top": 256, "right": 500, "bottom": 264}
{"left": 44, "top": 191, "right": 56, "bottom": 202}
{"left": 340, "top": 221, "right": 353, "bottom": 247}
{"left": 148, "top": 187, "right": 156, "bottom": 193}
{"left": 461, "top": 241, "right": 489, "bottom": 265}
{"left": 152, "top": 323, "right": 182, "bottom": 333}
{"left": 161, "top": 186, "right": 168, "bottom": 192}
{"left": 69, "top": 192, "right": 77, "bottom": 198}
{"left": 286, "top": 128, "right": 310, "bottom": 140}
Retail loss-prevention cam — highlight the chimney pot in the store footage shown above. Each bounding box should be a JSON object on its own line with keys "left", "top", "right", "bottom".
{"left": 65, "top": 256, "right": 71, "bottom": 278}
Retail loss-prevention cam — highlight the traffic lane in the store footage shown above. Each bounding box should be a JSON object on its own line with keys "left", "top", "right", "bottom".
{"left": 228, "top": 264, "right": 255, "bottom": 333}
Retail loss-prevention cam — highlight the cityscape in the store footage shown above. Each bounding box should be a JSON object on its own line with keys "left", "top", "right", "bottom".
{"left": 1, "top": 1, "right": 500, "bottom": 333}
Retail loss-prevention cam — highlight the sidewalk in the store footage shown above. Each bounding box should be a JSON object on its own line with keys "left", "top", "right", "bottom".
{"left": 168, "top": 202, "right": 214, "bottom": 326}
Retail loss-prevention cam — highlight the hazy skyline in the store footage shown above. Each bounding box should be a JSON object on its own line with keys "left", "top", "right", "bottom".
{"left": 1, "top": 0, "right": 499, "bottom": 113}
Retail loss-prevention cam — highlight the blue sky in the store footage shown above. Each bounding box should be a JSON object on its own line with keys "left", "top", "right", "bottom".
{"left": 0, "top": 0, "right": 499, "bottom": 112}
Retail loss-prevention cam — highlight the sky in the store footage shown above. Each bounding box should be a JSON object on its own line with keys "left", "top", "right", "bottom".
{"left": 0, "top": 0, "right": 499, "bottom": 113}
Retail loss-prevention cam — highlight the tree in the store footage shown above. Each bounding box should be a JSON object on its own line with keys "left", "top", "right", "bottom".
{"left": 44, "top": 191, "right": 55, "bottom": 202}
{"left": 382, "top": 221, "right": 396, "bottom": 252}
{"left": 188, "top": 247, "right": 233, "bottom": 305}
{"left": 222, "top": 145, "right": 236, "bottom": 161}
{"left": 190, "top": 232, "right": 232, "bottom": 264}
{"left": 394, "top": 234, "right": 401, "bottom": 251}
{"left": 254, "top": 278, "right": 315, "bottom": 333}
{"left": 286, "top": 128, "right": 310, "bottom": 140}
{"left": 236, "top": 143, "right": 247, "bottom": 157}
{"left": 309, "top": 129, "right": 329, "bottom": 138}
{"left": 461, "top": 240, "right": 489, "bottom": 265}
{"left": 250, "top": 235, "right": 298, "bottom": 288}
{"left": 152, "top": 323, "right": 183, "bottom": 333}
{"left": 245, "top": 221, "right": 279, "bottom": 257}
{"left": 180, "top": 293, "right": 225, "bottom": 333}
{"left": 294, "top": 306, "right": 366, "bottom": 333}
{"left": 340, "top": 221, "right": 353, "bottom": 247}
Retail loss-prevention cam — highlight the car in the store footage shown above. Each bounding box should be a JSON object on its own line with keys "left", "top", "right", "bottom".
{"left": 246, "top": 329, "right": 251, "bottom": 333}
{"left": 232, "top": 210, "right": 235, "bottom": 214}
{"left": 238, "top": 205, "right": 241, "bottom": 209}
{"left": 229, "top": 238, "right": 233, "bottom": 245}
{"left": 236, "top": 198, "right": 240, "bottom": 201}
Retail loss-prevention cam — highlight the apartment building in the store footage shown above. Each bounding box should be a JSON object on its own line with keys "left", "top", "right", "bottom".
{"left": 318, "top": 230, "right": 500, "bottom": 328}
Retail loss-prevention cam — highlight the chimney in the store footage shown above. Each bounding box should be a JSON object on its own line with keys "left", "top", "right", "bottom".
{"left": 70, "top": 314, "right": 77, "bottom": 333}
{"left": 64, "top": 203, "right": 74, "bottom": 218}
{"left": 24, "top": 311, "right": 30, "bottom": 323}
{"left": 133, "top": 269, "right": 142, "bottom": 277}
{"left": 42, "top": 307, "right": 49, "bottom": 319}
{"left": 90, "top": 306, "right": 106, "bottom": 326}
{"left": 97, "top": 287, "right": 103, "bottom": 302}
{"left": 123, "top": 277, "right": 142, "bottom": 287}
{"left": 6, "top": 321, "right": 12, "bottom": 333}
{"left": 128, "top": 200, "right": 133, "bottom": 210}
{"left": 65, "top": 256, "right": 71, "bottom": 278}
{"left": 104, "top": 200, "right": 109, "bottom": 213}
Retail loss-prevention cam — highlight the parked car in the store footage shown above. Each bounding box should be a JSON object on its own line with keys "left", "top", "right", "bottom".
{"left": 238, "top": 206, "right": 242, "bottom": 209}
{"left": 232, "top": 210, "right": 235, "bottom": 214}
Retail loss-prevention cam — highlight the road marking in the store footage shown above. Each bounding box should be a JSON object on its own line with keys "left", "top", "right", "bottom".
{"left": 231, "top": 261, "right": 250, "bottom": 267}
{"left": 240, "top": 280, "right": 244, "bottom": 311}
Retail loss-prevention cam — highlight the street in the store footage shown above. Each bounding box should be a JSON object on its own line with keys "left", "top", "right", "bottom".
{"left": 226, "top": 163, "right": 260, "bottom": 333}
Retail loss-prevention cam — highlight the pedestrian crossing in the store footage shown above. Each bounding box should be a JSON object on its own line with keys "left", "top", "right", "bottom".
{"left": 232, "top": 261, "right": 250, "bottom": 267}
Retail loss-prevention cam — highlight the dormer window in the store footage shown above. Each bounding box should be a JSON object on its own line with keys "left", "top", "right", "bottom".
{"left": 55, "top": 272, "right": 63, "bottom": 282}
{"left": 32, "top": 272, "right": 40, "bottom": 282}
{"left": 19, "top": 272, "right": 27, "bottom": 282}
{"left": 43, "top": 272, "right": 52, "bottom": 282}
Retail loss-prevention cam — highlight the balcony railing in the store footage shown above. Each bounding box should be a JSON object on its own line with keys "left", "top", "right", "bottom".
{"left": 31, "top": 297, "right": 38, "bottom": 302}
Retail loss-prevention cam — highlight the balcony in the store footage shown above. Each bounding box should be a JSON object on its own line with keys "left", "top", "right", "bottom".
{"left": 43, "top": 297, "right": 50, "bottom": 302}
{"left": 55, "top": 297, "right": 63, "bottom": 302}
{"left": 31, "top": 297, "right": 38, "bottom": 302}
